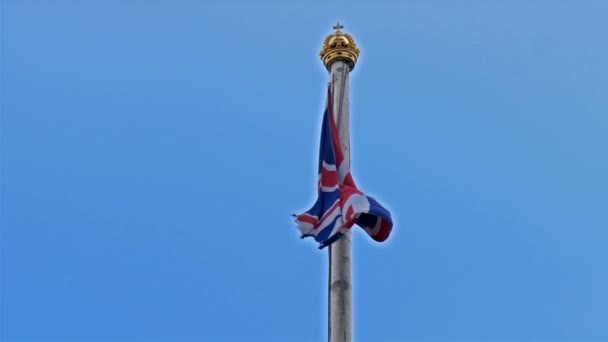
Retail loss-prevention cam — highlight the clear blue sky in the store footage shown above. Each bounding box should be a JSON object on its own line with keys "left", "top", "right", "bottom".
{"left": 2, "top": 1, "right": 608, "bottom": 341}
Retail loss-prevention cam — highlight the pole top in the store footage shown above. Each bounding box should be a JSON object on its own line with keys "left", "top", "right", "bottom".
{"left": 320, "top": 22, "right": 360, "bottom": 72}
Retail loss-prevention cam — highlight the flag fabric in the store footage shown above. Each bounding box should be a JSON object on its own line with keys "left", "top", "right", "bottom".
{"left": 294, "top": 87, "right": 393, "bottom": 249}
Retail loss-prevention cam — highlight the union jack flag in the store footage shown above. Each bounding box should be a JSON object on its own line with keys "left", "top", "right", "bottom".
{"left": 294, "top": 87, "right": 393, "bottom": 249}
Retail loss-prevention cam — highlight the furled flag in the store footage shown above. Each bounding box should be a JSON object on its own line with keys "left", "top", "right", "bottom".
{"left": 294, "top": 86, "right": 393, "bottom": 249}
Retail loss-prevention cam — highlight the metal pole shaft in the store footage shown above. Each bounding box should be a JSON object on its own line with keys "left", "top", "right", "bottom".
{"left": 328, "top": 60, "right": 352, "bottom": 342}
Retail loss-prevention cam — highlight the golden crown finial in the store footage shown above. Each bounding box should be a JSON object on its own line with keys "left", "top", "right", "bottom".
{"left": 320, "top": 22, "right": 360, "bottom": 71}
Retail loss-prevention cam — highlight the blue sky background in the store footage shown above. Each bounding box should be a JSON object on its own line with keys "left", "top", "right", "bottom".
{"left": 2, "top": 1, "right": 608, "bottom": 341}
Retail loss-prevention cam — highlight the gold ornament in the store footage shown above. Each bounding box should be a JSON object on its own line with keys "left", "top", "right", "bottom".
{"left": 320, "top": 22, "right": 360, "bottom": 71}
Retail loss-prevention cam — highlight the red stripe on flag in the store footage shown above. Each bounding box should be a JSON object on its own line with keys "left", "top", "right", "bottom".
{"left": 315, "top": 200, "right": 341, "bottom": 229}
{"left": 372, "top": 219, "right": 392, "bottom": 242}
{"left": 296, "top": 214, "right": 317, "bottom": 225}
{"left": 320, "top": 168, "right": 339, "bottom": 188}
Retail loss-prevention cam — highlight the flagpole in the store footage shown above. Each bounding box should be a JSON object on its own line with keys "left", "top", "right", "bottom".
{"left": 329, "top": 60, "right": 352, "bottom": 342}
{"left": 321, "top": 22, "right": 359, "bottom": 342}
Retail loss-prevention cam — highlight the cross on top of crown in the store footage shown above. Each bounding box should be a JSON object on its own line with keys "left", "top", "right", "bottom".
{"left": 333, "top": 22, "right": 344, "bottom": 32}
